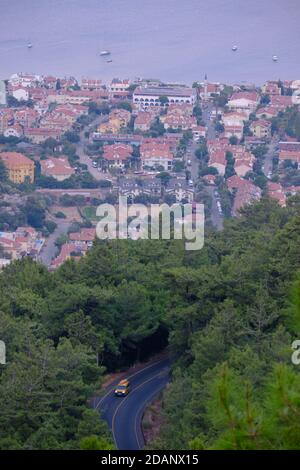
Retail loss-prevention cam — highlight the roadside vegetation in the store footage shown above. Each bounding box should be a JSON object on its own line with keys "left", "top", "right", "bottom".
{"left": 0, "top": 196, "right": 300, "bottom": 449}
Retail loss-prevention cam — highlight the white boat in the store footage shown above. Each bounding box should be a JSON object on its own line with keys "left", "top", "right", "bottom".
{"left": 272, "top": 55, "right": 278, "bottom": 62}
{"left": 27, "top": 42, "right": 33, "bottom": 49}
{"left": 232, "top": 45, "right": 238, "bottom": 51}
{"left": 100, "top": 50, "right": 111, "bottom": 56}
{"left": 106, "top": 59, "right": 112, "bottom": 63}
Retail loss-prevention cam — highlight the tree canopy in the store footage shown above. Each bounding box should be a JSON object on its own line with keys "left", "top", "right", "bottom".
{"left": 0, "top": 196, "right": 300, "bottom": 449}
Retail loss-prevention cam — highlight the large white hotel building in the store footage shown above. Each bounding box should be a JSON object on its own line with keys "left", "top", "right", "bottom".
{"left": 133, "top": 86, "right": 197, "bottom": 108}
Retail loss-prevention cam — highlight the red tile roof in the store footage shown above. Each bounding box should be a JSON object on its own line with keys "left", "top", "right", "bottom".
{"left": 69, "top": 228, "right": 96, "bottom": 242}
{"left": 270, "top": 95, "right": 293, "bottom": 108}
{"left": 0, "top": 151, "right": 33, "bottom": 168}
{"left": 230, "top": 91, "right": 259, "bottom": 102}
{"left": 103, "top": 143, "right": 133, "bottom": 161}
{"left": 40, "top": 157, "right": 75, "bottom": 177}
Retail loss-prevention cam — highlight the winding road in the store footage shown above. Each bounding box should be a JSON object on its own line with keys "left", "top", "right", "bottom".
{"left": 39, "top": 220, "right": 70, "bottom": 266}
{"left": 93, "top": 358, "right": 171, "bottom": 450}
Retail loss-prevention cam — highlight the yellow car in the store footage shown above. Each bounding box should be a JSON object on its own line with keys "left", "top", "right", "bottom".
{"left": 114, "top": 379, "right": 130, "bottom": 397}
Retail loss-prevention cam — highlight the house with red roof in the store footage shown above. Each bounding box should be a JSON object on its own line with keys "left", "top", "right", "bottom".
{"left": 192, "top": 125, "right": 207, "bottom": 141}
{"left": 109, "top": 78, "right": 131, "bottom": 97}
{"left": 223, "top": 111, "right": 247, "bottom": 127}
{"left": 42, "top": 76, "right": 58, "bottom": 89}
{"left": 256, "top": 107, "right": 278, "bottom": 119}
{"left": 270, "top": 95, "right": 293, "bottom": 110}
{"left": 14, "top": 108, "right": 39, "bottom": 127}
{"left": 24, "top": 127, "right": 62, "bottom": 144}
{"left": 134, "top": 111, "right": 155, "bottom": 131}
{"left": 198, "top": 82, "right": 222, "bottom": 99}
{"left": 0, "top": 108, "right": 14, "bottom": 133}
{"left": 202, "top": 174, "right": 217, "bottom": 185}
{"left": 140, "top": 141, "right": 173, "bottom": 171}
{"left": 208, "top": 149, "right": 227, "bottom": 175}
{"left": 227, "top": 175, "right": 262, "bottom": 216}
{"left": 250, "top": 119, "right": 271, "bottom": 139}
{"left": 40, "top": 157, "right": 75, "bottom": 181}
{"left": 279, "top": 142, "right": 300, "bottom": 164}
{"left": 228, "top": 91, "right": 259, "bottom": 116}
{"left": 4, "top": 124, "right": 23, "bottom": 138}
{"left": 224, "top": 124, "right": 244, "bottom": 140}
{"left": 267, "top": 181, "right": 286, "bottom": 207}
{"left": 234, "top": 159, "right": 253, "bottom": 177}
{"left": 0, "top": 226, "right": 43, "bottom": 265}
{"left": 69, "top": 228, "right": 96, "bottom": 248}
{"left": 262, "top": 81, "right": 281, "bottom": 96}
{"left": 285, "top": 185, "right": 300, "bottom": 196}
{"left": 50, "top": 243, "right": 81, "bottom": 270}
{"left": 81, "top": 78, "right": 102, "bottom": 91}
{"left": 103, "top": 143, "right": 133, "bottom": 168}
{"left": 47, "top": 89, "right": 108, "bottom": 106}
{"left": 161, "top": 114, "right": 197, "bottom": 131}
{"left": 0, "top": 151, "right": 35, "bottom": 183}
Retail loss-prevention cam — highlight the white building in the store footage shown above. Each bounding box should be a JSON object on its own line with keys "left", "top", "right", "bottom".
{"left": 133, "top": 86, "right": 197, "bottom": 109}
{"left": 9, "top": 73, "right": 42, "bottom": 88}
{"left": 222, "top": 112, "right": 247, "bottom": 127}
{"left": 12, "top": 87, "right": 29, "bottom": 102}
{"left": 228, "top": 92, "right": 259, "bottom": 117}
{"left": 0, "top": 80, "right": 6, "bottom": 106}
{"left": 109, "top": 78, "right": 131, "bottom": 94}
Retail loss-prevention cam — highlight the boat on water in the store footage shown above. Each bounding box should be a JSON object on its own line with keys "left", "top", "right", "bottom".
{"left": 27, "top": 42, "right": 33, "bottom": 49}
{"left": 100, "top": 50, "right": 111, "bottom": 56}
{"left": 106, "top": 59, "right": 112, "bottom": 63}
{"left": 232, "top": 45, "right": 238, "bottom": 51}
{"left": 272, "top": 55, "right": 278, "bottom": 62}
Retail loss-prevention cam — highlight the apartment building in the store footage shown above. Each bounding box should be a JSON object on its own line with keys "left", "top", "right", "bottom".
{"left": 133, "top": 86, "right": 197, "bottom": 108}
{"left": 0, "top": 152, "right": 35, "bottom": 183}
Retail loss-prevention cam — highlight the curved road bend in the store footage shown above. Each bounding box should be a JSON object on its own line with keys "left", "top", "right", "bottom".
{"left": 39, "top": 220, "right": 70, "bottom": 267}
{"left": 94, "top": 358, "right": 171, "bottom": 450}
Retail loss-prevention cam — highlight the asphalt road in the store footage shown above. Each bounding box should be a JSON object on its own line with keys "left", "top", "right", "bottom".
{"left": 94, "top": 358, "right": 171, "bottom": 450}
{"left": 202, "top": 102, "right": 216, "bottom": 140}
{"left": 76, "top": 114, "right": 108, "bottom": 181}
{"left": 205, "top": 185, "right": 224, "bottom": 230}
{"left": 262, "top": 136, "right": 279, "bottom": 178}
{"left": 39, "top": 220, "right": 70, "bottom": 266}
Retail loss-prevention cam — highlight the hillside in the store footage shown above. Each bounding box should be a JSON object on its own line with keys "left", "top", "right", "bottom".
{"left": 0, "top": 196, "right": 299, "bottom": 449}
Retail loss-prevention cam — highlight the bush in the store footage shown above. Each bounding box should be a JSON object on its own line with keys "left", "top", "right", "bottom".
{"left": 55, "top": 211, "right": 66, "bottom": 219}
{"left": 44, "top": 220, "right": 57, "bottom": 234}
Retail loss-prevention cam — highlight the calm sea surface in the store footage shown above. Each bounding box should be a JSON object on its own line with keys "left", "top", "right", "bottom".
{"left": 0, "top": 0, "right": 299, "bottom": 85}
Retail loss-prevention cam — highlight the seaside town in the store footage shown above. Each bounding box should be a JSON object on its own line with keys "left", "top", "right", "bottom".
{"left": 0, "top": 72, "right": 300, "bottom": 269}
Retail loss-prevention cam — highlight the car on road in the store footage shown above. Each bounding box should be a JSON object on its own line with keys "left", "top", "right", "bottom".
{"left": 216, "top": 201, "right": 223, "bottom": 214}
{"left": 92, "top": 161, "right": 98, "bottom": 168}
{"left": 114, "top": 379, "right": 130, "bottom": 397}
{"left": 187, "top": 159, "right": 192, "bottom": 166}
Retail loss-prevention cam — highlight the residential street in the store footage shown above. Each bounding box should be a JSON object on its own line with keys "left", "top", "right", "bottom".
{"left": 206, "top": 185, "right": 224, "bottom": 231}
{"left": 262, "top": 135, "right": 279, "bottom": 178}
{"left": 39, "top": 220, "right": 70, "bottom": 266}
{"left": 201, "top": 101, "right": 224, "bottom": 230}
{"left": 76, "top": 114, "right": 108, "bottom": 180}
{"left": 202, "top": 101, "right": 216, "bottom": 140}
{"left": 185, "top": 139, "right": 199, "bottom": 181}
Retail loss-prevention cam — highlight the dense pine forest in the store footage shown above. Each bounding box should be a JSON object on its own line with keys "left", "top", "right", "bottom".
{"left": 0, "top": 196, "right": 299, "bottom": 449}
